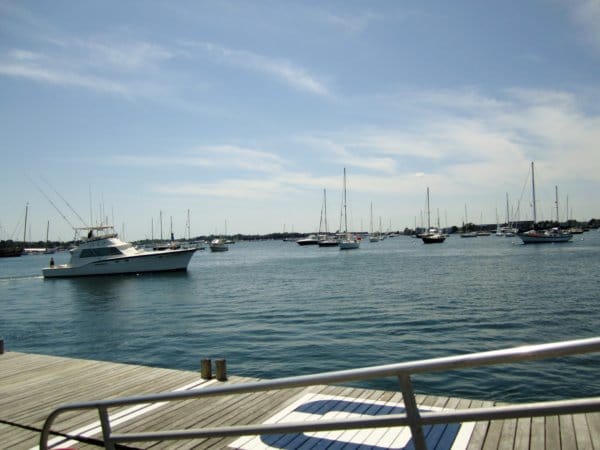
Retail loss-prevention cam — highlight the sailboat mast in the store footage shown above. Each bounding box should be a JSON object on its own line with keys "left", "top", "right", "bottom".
{"left": 160, "top": 211, "right": 163, "bottom": 241}
{"left": 324, "top": 189, "right": 328, "bottom": 234}
{"left": 23, "top": 203, "right": 29, "bottom": 243}
{"left": 426, "top": 187, "right": 431, "bottom": 229}
{"left": 531, "top": 162, "right": 537, "bottom": 226}
{"left": 555, "top": 185, "right": 559, "bottom": 224}
{"left": 343, "top": 168, "right": 348, "bottom": 233}
{"left": 186, "top": 209, "right": 191, "bottom": 240}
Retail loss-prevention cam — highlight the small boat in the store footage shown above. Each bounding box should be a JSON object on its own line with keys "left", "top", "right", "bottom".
{"left": 421, "top": 187, "right": 445, "bottom": 244}
{"left": 42, "top": 226, "right": 196, "bottom": 278}
{"left": 339, "top": 168, "right": 359, "bottom": 250}
{"left": 209, "top": 238, "right": 229, "bottom": 252}
{"left": 296, "top": 234, "right": 319, "bottom": 246}
{"left": 518, "top": 228, "right": 573, "bottom": 244}
{"left": 517, "top": 162, "right": 573, "bottom": 244}
{"left": 421, "top": 229, "right": 446, "bottom": 244}
{"left": 317, "top": 189, "right": 339, "bottom": 247}
{"left": 460, "top": 232, "right": 478, "bottom": 238}
{"left": 318, "top": 237, "right": 339, "bottom": 247}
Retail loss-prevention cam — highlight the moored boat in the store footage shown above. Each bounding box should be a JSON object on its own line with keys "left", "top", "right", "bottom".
{"left": 339, "top": 168, "right": 359, "bottom": 250}
{"left": 421, "top": 230, "right": 446, "bottom": 244}
{"left": 209, "top": 238, "right": 229, "bottom": 252}
{"left": 518, "top": 228, "right": 573, "bottom": 244}
{"left": 421, "top": 187, "right": 446, "bottom": 244}
{"left": 517, "top": 162, "right": 573, "bottom": 244}
{"left": 317, "top": 189, "right": 339, "bottom": 247}
{"left": 296, "top": 234, "right": 319, "bottom": 246}
{"left": 42, "top": 226, "right": 196, "bottom": 278}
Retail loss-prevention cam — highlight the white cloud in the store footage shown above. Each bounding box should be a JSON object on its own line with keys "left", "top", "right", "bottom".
{"left": 80, "top": 39, "right": 174, "bottom": 72}
{"left": 0, "top": 58, "right": 130, "bottom": 96}
{"left": 197, "top": 42, "right": 330, "bottom": 96}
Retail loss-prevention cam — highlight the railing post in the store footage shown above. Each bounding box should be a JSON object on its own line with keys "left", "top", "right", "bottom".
{"left": 398, "top": 374, "right": 427, "bottom": 450}
{"left": 98, "top": 406, "right": 116, "bottom": 450}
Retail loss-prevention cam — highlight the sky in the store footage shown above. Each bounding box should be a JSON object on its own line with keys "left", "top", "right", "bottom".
{"left": 1, "top": 0, "right": 600, "bottom": 242}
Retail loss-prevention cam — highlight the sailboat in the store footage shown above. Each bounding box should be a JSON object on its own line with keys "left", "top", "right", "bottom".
{"left": 210, "top": 220, "right": 230, "bottom": 252}
{"left": 369, "top": 202, "right": 380, "bottom": 242}
{"left": 421, "top": 187, "right": 445, "bottom": 244}
{"left": 517, "top": 162, "right": 573, "bottom": 244}
{"left": 318, "top": 189, "right": 339, "bottom": 247}
{"left": 339, "top": 168, "right": 360, "bottom": 250}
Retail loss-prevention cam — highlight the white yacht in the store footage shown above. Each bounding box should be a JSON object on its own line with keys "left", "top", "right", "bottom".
{"left": 42, "top": 226, "right": 196, "bottom": 278}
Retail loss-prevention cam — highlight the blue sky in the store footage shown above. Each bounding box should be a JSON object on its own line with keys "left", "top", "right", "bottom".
{"left": 2, "top": 1, "right": 600, "bottom": 241}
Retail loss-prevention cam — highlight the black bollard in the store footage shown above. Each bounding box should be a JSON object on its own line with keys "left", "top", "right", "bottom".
{"left": 200, "top": 358, "right": 212, "bottom": 379}
{"left": 215, "top": 359, "right": 227, "bottom": 381}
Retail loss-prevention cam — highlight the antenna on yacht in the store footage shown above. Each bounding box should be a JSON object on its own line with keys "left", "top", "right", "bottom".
{"left": 89, "top": 185, "right": 93, "bottom": 228}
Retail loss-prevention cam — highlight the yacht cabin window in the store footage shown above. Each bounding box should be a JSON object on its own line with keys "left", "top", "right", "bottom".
{"left": 80, "top": 247, "right": 123, "bottom": 258}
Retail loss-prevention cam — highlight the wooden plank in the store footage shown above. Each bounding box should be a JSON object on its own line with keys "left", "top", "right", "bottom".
{"left": 559, "top": 415, "right": 577, "bottom": 450}
{"left": 530, "top": 415, "right": 545, "bottom": 450}
{"left": 497, "top": 418, "right": 517, "bottom": 450}
{"left": 514, "top": 417, "right": 531, "bottom": 450}
{"left": 585, "top": 412, "right": 600, "bottom": 449}
{"left": 466, "top": 400, "right": 492, "bottom": 450}
{"left": 571, "top": 413, "right": 593, "bottom": 450}
{"left": 545, "top": 415, "right": 560, "bottom": 449}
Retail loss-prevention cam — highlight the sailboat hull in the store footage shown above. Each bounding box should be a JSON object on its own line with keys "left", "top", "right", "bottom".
{"left": 422, "top": 235, "right": 446, "bottom": 244}
{"left": 518, "top": 231, "right": 573, "bottom": 244}
{"left": 339, "top": 240, "right": 360, "bottom": 250}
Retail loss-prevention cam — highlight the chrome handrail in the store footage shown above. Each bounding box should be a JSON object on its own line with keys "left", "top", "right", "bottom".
{"left": 40, "top": 337, "right": 600, "bottom": 450}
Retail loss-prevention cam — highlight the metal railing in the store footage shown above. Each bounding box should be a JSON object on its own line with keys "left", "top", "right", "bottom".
{"left": 40, "top": 337, "right": 600, "bottom": 450}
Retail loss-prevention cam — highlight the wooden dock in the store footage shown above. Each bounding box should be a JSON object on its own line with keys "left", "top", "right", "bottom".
{"left": 1, "top": 351, "right": 598, "bottom": 449}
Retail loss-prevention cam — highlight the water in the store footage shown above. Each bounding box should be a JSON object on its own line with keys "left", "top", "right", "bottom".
{"left": 1, "top": 233, "right": 599, "bottom": 403}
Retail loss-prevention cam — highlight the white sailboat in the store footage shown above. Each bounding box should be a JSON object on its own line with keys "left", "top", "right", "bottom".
{"left": 369, "top": 202, "right": 380, "bottom": 243}
{"left": 517, "top": 162, "right": 573, "bottom": 244}
{"left": 318, "top": 189, "right": 339, "bottom": 247}
{"left": 339, "top": 168, "right": 360, "bottom": 250}
{"left": 421, "top": 187, "right": 445, "bottom": 244}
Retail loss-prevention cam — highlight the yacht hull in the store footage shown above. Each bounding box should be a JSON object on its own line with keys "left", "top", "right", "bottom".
{"left": 42, "top": 249, "right": 196, "bottom": 278}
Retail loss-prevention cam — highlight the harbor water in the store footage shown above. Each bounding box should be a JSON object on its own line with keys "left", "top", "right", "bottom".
{"left": 1, "top": 232, "right": 599, "bottom": 403}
